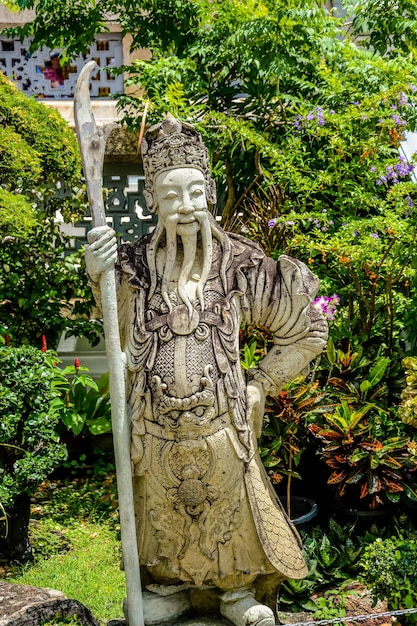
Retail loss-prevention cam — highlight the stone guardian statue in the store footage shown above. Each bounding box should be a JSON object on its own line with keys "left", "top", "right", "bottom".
{"left": 85, "top": 116, "right": 328, "bottom": 626}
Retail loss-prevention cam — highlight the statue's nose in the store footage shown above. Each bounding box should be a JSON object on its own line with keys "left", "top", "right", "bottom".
{"left": 178, "top": 203, "right": 194, "bottom": 215}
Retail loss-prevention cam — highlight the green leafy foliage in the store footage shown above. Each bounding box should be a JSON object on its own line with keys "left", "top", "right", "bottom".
{"left": 6, "top": 0, "right": 417, "bottom": 359}
{"left": 400, "top": 357, "right": 417, "bottom": 428}
{"left": 55, "top": 369, "right": 112, "bottom": 436}
{"left": 0, "top": 345, "right": 67, "bottom": 509}
{"left": 0, "top": 188, "right": 37, "bottom": 238}
{"left": 308, "top": 403, "right": 417, "bottom": 508}
{"left": 115, "top": 0, "right": 417, "bottom": 362}
{"left": 0, "top": 73, "right": 80, "bottom": 187}
{"left": 279, "top": 517, "right": 375, "bottom": 612}
{"left": 360, "top": 536, "right": 417, "bottom": 624}
{"left": 344, "top": 0, "right": 417, "bottom": 57}
{"left": 4, "top": 0, "right": 108, "bottom": 62}
{"left": 260, "top": 377, "right": 325, "bottom": 498}
{"left": 306, "top": 343, "right": 417, "bottom": 509}
{"left": 0, "top": 73, "right": 100, "bottom": 347}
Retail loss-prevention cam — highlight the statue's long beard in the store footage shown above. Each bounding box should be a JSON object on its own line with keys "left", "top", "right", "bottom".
{"left": 158, "top": 211, "right": 212, "bottom": 316}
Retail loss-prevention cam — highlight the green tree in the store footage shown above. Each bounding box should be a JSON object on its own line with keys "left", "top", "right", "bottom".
{"left": 0, "top": 73, "right": 100, "bottom": 347}
{"left": 7, "top": 0, "right": 417, "bottom": 358}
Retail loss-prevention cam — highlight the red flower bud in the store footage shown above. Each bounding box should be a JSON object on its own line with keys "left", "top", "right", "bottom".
{"left": 74, "top": 357, "right": 80, "bottom": 370}
{"left": 41, "top": 335, "right": 47, "bottom": 352}
{"left": 4, "top": 334, "right": 10, "bottom": 347}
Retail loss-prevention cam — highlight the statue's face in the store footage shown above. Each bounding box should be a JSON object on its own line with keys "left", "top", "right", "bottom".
{"left": 155, "top": 167, "right": 207, "bottom": 236}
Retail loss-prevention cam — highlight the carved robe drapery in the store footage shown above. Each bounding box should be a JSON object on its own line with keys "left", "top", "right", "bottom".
{"left": 97, "top": 230, "right": 327, "bottom": 589}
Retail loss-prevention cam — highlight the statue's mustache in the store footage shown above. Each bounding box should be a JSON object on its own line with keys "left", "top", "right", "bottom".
{"left": 160, "top": 210, "right": 212, "bottom": 316}
{"left": 146, "top": 211, "right": 228, "bottom": 306}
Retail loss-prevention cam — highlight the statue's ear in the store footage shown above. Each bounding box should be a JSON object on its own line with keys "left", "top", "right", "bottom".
{"left": 206, "top": 178, "right": 217, "bottom": 205}
{"left": 144, "top": 189, "right": 157, "bottom": 214}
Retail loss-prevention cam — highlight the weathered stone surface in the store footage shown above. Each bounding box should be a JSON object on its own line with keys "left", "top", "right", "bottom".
{"left": 83, "top": 114, "right": 329, "bottom": 626}
{"left": 107, "top": 617, "right": 232, "bottom": 626}
{"left": 0, "top": 581, "right": 100, "bottom": 626}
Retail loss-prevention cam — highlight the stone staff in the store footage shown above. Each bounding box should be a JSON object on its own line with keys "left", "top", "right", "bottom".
{"left": 74, "top": 61, "right": 144, "bottom": 626}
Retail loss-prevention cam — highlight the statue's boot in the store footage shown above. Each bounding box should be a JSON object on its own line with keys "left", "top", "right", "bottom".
{"left": 220, "top": 588, "right": 275, "bottom": 626}
{"left": 124, "top": 590, "right": 192, "bottom": 625}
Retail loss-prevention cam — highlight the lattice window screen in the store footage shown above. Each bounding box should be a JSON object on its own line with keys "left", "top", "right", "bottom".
{"left": 0, "top": 34, "right": 123, "bottom": 97}
{"left": 60, "top": 173, "right": 157, "bottom": 253}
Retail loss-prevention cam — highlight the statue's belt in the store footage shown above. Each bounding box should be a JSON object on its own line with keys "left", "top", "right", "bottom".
{"left": 144, "top": 305, "right": 225, "bottom": 336}
{"left": 144, "top": 412, "right": 231, "bottom": 440}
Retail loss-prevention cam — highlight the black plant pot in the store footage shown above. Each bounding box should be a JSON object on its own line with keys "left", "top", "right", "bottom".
{"left": 279, "top": 496, "right": 318, "bottom": 531}
{"left": 332, "top": 494, "right": 390, "bottom": 530}
{"left": 0, "top": 493, "right": 33, "bottom": 563}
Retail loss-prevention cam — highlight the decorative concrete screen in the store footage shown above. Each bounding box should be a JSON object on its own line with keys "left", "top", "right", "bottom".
{"left": 60, "top": 171, "right": 157, "bottom": 253}
{"left": 0, "top": 34, "right": 123, "bottom": 97}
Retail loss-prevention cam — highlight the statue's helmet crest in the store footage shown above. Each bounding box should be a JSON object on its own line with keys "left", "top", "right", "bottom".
{"left": 141, "top": 114, "right": 217, "bottom": 213}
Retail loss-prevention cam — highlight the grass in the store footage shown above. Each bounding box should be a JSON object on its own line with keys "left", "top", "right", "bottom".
{"left": 5, "top": 468, "right": 126, "bottom": 624}
{"left": 11, "top": 520, "right": 125, "bottom": 620}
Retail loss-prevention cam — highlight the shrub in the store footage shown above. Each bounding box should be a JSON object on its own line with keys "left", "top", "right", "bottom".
{"left": 360, "top": 536, "right": 417, "bottom": 624}
{"left": 0, "top": 344, "right": 67, "bottom": 560}
{"left": 400, "top": 357, "right": 417, "bottom": 428}
{"left": 0, "top": 73, "right": 100, "bottom": 347}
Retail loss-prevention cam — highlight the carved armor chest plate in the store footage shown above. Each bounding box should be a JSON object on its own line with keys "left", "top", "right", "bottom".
{"left": 143, "top": 286, "right": 237, "bottom": 440}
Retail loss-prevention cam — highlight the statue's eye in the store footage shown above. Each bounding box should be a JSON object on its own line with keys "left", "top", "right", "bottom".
{"left": 191, "top": 188, "right": 203, "bottom": 197}
{"left": 164, "top": 191, "right": 178, "bottom": 199}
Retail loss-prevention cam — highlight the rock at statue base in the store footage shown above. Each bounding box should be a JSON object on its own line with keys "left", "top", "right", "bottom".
{"left": 0, "top": 581, "right": 100, "bottom": 626}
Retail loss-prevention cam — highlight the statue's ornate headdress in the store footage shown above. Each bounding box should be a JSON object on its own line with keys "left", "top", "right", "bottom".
{"left": 141, "top": 114, "right": 217, "bottom": 213}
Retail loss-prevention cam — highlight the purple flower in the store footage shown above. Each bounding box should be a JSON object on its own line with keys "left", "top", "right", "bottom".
{"left": 312, "top": 294, "right": 341, "bottom": 321}
{"left": 293, "top": 115, "right": 303, "bottom": 129}
{"left": 285, "top": 220, "right": 295, "bottom": 226}
{"left": 268, "top": 219, "right": 276, "bottom": 228}
{"left": 371, "top": 233, "right": 379, "bottom": 239}
{"left": 391, "top": 104, "right": 397, "bottom": 110}
{"left": 407, "top": 196, "right": 414, "bottom": 207}
{"left": 353, "top": 230, "right": 359, "bottom": 237}
{"left": 305, "top": 108, "right": 326, "bottom": 126}
{"left": 370, "top": 166, "right": 377, "bottom": 172}
{"left": 394, "top": 156, "right": 414, "bottom": 177}
{"left": 398, "top": 92, "right": 409, "bottom": 106}
{"left": 329, "top": 110, "right": 335, "bottom": 115}
{"left": 410, "top": 84, "right": 417, "bottom": 91}
{"left": 391, "top": 114, "right": 403, "bottom": 125}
